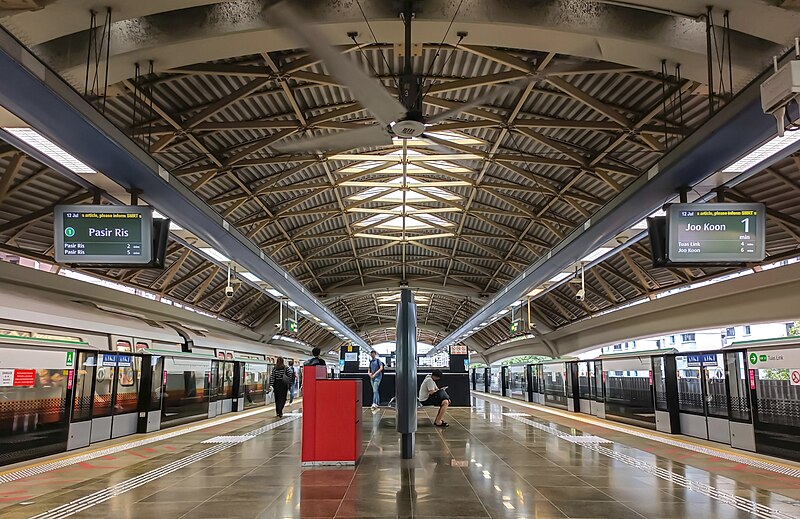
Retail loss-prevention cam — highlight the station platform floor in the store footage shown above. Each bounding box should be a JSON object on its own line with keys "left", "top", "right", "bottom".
{"left": 0, "top": 396, "right": 798, "bottom": 519}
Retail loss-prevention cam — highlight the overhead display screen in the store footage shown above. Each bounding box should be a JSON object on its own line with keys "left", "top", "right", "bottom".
{"left": 667, "top": 203, "right": 765, "bottom": 264}
{"left": 54, "top": 205, "right": 152, "bottom": 264}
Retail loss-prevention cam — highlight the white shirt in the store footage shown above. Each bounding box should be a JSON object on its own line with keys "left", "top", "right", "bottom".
{"left": 419, "top": 375, "right": 438, "bottom": 402}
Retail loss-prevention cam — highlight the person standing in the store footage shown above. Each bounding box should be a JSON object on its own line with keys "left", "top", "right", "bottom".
{"left": 368, "top": 351, "right": 385, "bottom": 410}
{"left": 288, "top": 359, "right": 298, "bottom": 405}
{"left": 268, "top": 357, "right": 294, "bottom": 418}
{"left": 303, "top": 347, "right": 327, "bottom": 366}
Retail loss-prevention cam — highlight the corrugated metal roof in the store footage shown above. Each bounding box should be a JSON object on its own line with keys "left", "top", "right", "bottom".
{"left": 3, "top": 39, "right": 794, "bottom": 351}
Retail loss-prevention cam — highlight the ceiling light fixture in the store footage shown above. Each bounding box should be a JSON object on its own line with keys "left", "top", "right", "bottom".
{"left": 240, "top": 272, "right": 262, "bottom": 283}
{"left": 580, "top": 247, "right": 612, "bottom": 263}
{"left": 722, "top": 130, "right": 800, "bottom": 173}
{"left": 4, "top": 127, "right": 95, "bottom": 173}
{"left": 198, "top": 247, "right": 230, "bottom": 263}
{"left": 266, "top": 288, "right": 283, "bottom": 298}
{"left": 152, "top": 210, "right": 183, "bottom": 231}
{"left": 547, "top": 272, "right": 571, "bottom": 284}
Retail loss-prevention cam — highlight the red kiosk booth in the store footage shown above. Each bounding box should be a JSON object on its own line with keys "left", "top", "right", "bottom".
{"left": 302, "top": 365, "right": 364, "bottom": 466}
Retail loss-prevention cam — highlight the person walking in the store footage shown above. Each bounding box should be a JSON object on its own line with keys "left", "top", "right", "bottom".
{"left": 268, "top": 357, "right": 294, "bottom": 418}
{"left": 368, "top": 350, "right": 385, "bottom": 410}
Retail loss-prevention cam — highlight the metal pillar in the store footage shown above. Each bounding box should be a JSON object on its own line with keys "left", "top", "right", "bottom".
{"left": 395, "top": 288, "right": 417, "bottom": 459}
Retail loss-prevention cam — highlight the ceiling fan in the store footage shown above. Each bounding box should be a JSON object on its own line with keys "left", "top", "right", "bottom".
{"left": 266, "top": 0, "right": 513, "bottom": 154}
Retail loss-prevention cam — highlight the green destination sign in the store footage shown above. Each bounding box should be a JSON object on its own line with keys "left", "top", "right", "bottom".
{"left": 54, "top": 205, "right": 152, "bottom": 264}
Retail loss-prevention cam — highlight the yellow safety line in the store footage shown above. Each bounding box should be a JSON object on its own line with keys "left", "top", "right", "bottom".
{"left": 0, "top": 400, "right": 297, "bottom": 477}
{"left": 477, "top": 392, "right": 800, "bottom": 471}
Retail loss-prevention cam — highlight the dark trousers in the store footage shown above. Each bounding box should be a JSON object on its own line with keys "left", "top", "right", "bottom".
{"left": 274, "top": 382, "right": 289, "bottom": 416}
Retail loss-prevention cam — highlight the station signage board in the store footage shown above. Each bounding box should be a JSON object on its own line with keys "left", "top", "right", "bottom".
{"left": 686, "top": 353, "right": 718, "bottom": 367}
{"left": 450, "top": 345, "right": 467, "bottom": 355}
{"left": 747, "top": 348, "right": 800, "bottom": 369}
{"left": 667, "top": 203, "right": 765, "bottom": 264}
{"left": 54, "top": 205, "right": 153, "bottom": 264}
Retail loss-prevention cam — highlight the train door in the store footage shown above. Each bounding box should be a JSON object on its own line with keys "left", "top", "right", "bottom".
{"left": 652, "top": 355, "right": 680, "bottom": 434}
{"left": 138, "top": 355, "right": 164, "bottom": 433}
{"left": 232, "top": 361, "right": 246, "bottom": 412}
{"left": 533, "top": 364, "right": 545, "bottom": 404}
{"left": 725, "top": 351, "right": 755, "bottom": 451}
{"left": 474, "top": 367, "right": 487, "bottom": 392}
{"left": 675, "top": 352, "right": 731, "bottom": 443}
{"left": 68, "top": 350, "right": 96, "bottom": 449}
{"left": 507, "top": 365, "right": 527, "bottom": 400}
{"left": 592, "top": 360, "right": 606, "bottom": 418}
{"left": 207, "top": 360, "right": 220, "bottom": 419}
{"left": 577, "top": 361, "right": 592, "bottom": 414}
{"left": 89, "top": 352, "right": 144, "bottom": 443}
{"left": 0, "top": 342, "right": 75, "bottom": 465}
{"left": 489, "top": 366, "right": 502, "bottom": 395}
{"left": 219, "top": 361, "right": 234, "bottom": 414}
{"left": 501, "top": 365, "right": 510, "bottom": 397}
{"left": 747, "top": 346, "right": 800, "bottom": 461}
{"left": 566, "top": 362, "right": 580, "bottom": 412}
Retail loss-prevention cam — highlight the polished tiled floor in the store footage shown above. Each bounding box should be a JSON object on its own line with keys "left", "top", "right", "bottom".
{"left": 0, "top": 396, "right": 798, "bottom": 518}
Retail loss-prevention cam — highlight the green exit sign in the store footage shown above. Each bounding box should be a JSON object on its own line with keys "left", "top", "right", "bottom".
{"left": 284, "top": 319, "right": 298, "bottom": 333}
{"left": 510, "top": 320, "right": 523, "bottom": 333}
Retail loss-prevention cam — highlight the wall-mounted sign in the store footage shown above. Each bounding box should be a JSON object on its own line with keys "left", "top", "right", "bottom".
{"left": 12, "top": 369, "right": 36, "bottom": 387}
{"left": 510, "top": 320, "right": 523, "bottom": 333}
{"left": 284, "top": 319, "right": 298, "bottom": 333}
{"left": 667, "top": 203, "right": 765, "bottom": 264}
{"left": 344, "top": 352, "right": 358, "bottom": 362}
{"left": 791, "top": 369, "right": 800, "bottom": 386}
{"left": 450, "top": 345, "right": 467, "bottom": 355}
{"left": 101, "top": 354, "right": 118, "bottom": 367}
{"left": 747, "top": 348, "right": 800, "bottom": 369}
{"left": 0, "top": 369, "right": 13, "bottom": 387}
{"left": 65, "top": 351, "right": 74, "bottom": 367}
{"left": 117, "top": 355, "right": 132, "bottom": 367}
{"left": 686, "top": 353, "right": 718, "bottom": 367}
{"left": 54, "top": 205, "right": 153, "bottom": 264}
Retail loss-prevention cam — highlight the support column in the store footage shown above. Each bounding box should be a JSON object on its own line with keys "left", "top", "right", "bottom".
{"left": 395, "top": 288, "right": 417, "bottom": 459}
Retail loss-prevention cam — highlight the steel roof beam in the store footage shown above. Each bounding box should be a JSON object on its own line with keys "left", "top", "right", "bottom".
{"left": 430, "top": 50, "right": 797, "bottom": 355}
{"left": 0, "top": 27, "right": 370, "bottom": 352}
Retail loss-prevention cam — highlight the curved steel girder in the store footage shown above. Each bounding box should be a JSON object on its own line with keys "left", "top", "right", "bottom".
{"left": 483, "top": 258, "right": 800, "bottom": 363}
{"left": 27, "top": 0, "right": 780, "bottom": 86}
{"left": 7, "top": 0, "right": 799, "bottom": 51}
{"left": 357, "top": 322, "right": 487, "bottom": 351}
{"left": 319, "top": 280, "right": 489, "bottom": 301}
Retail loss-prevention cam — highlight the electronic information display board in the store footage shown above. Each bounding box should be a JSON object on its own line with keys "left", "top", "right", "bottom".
{"left": 54, "top": 205, "right": 153, "bottom": 264}
{"left": 667, "top": 203, "right": 765, "bottom": 264}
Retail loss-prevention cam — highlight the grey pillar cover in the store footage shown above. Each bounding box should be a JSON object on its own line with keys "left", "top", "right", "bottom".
{"left": 395, "top": 288, "right": 417, "bottom": 457}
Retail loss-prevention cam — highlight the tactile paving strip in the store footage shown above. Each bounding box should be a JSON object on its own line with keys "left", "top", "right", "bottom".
{"left": 482, "top": 394, "right": 800, "bottom": 478}
{"left": 0, "top": 405, "right": 275, "bottom": 485}
{"left": 503, "top": 413, "right": 796, "bottom": 519}
{"left": 29, "top": 415, "right": 300, "bottom": 519}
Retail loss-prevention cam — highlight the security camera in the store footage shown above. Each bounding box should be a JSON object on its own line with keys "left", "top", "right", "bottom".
{"left": 575, "top": 288, "right": 586, "bottom": 302}
{"left": 225, "top": 285, "right": 234, "bottom": 298}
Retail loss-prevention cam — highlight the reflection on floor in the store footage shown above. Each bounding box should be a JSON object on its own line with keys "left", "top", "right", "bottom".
{"left": 0, "top": 396, "right": 798, "bottom": 518}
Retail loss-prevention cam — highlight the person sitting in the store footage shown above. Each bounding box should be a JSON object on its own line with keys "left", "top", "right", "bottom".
{"left": 419, "top": 369, "right": 450, "bottom": 427}
{"left": 304, "top": 347, "right": 327, "bottom": 366}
